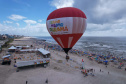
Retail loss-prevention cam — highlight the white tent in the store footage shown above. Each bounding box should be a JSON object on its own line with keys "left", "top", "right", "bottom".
{"left": 26, "top": 45, "right": 30, "bottom": 47}
{"left": 38, "top": 48, "right": 50, "bottom": 55}
{"left": 20, "top": 49, "right": 37, "bottom": 52}
{"left": 22, "top": 45, "right": 30, "bottom": 49}
{"left": 8, "top": 46, "right": 16, "bottom": 52}
{"left": 22, "top": 45, "right": 30, "bottom": 48}
{"left": 16, "top": 58, "right": 50, "bottom": 67}
{"left": 2, "top": 55, "right": 11, "bottom": 59}
{"left": 8, "top": 46, "right": 16, "bottom": 49}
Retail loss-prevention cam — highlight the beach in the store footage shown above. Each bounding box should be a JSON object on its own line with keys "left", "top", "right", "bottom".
{"left": 0, "top": 37, "right": 126, "bottom": 84}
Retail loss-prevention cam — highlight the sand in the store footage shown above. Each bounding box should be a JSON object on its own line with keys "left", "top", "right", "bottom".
{"left": 0, "top": 37, "right": 126, "bottom": 84}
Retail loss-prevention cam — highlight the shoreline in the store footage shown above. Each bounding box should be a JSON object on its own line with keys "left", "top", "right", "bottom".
{"left": 0, "top": 37, "right": 126, "bottom": 84}
{"left": 33, "top": 36, "right": 126, "bottom": 69}
{"left": 34, "top": 36, "right": 126, "bottom": 58}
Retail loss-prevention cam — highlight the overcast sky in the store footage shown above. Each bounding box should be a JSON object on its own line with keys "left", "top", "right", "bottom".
{"left": 0, "top": 0, "right": 126, "bottom": 36}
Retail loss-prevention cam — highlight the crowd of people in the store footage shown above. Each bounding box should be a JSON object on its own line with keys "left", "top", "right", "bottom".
{"left": 33, "top": 40, "right": 126, "bottom": 71}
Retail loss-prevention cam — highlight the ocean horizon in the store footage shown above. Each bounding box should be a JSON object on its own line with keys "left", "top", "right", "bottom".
{"left": 33, "top": 36, "right": 126, "bottom": 57}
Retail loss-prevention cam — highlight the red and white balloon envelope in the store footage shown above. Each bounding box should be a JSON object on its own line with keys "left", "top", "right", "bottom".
{"left": 46, "top": 7, "right": 87, "bottom": 56}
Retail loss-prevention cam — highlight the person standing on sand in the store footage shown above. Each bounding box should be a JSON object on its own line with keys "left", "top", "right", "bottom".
{"left": 26, "top": 81, "right": 28, "bottom": 84}
{"left": 100, "top": 69, "right": 101, "bottom": 72}
{"left": 66, "top": 55, "right": 69, "bottom": 62}
{"left": 45, "top": 78, "right": 48, "bottom": 84}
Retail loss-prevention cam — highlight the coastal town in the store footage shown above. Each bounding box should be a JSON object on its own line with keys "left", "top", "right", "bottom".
{"left": 0, "top": 36, "right": 126, "bottom": 84}
{"left": 0, "top": 34, "right": 23, "bottom": 52}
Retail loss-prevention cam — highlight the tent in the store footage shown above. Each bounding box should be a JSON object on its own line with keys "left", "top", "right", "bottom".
{"left": 98, "top": 59, "right": 103, "bottom": 63}
{"left": 38, "top": 48, "right": 50, "bottom": 58}
{"left": 48, "top": 45, "right": 53, "bottom": 48}
{"left": 123, "top": 58, "right": 126, "bottom": 61}
{"left": 8, "top": 46, "right": 16, "bottom": 49}
{"left": 95, "top": 58, "right": 98, "bottom": 61}
{"left": 20, "top": 49, "right": 37, "bottom": 52}
{"left": 22, "top": 45, "right": 30, "bottom": 49}
{"left": 91, "top": 54, "right": 96, "bottom": 56}
{"left": 8, "top": 46, "right": 16, "bottom": 52}
{"left": 103, "top": 60, "right": 108, "bottom": 65}
{"left": 2, "top": 55, "right": 10, "bottom": 59}
{"left": 114, "top": 60, "right": 118, "bottom": 65}
{"left": 16, "top": 46, "right": 22, "bottom": 49}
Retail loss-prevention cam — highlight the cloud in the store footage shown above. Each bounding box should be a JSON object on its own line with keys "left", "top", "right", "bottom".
{"left": 3, "top": 21, "right": 13, "bottom": 24}
{"left": 24, "top": 20, "right": 37, "bottom": 25}
{"left": 51, "top": 0, "right": 74, "bottom": 9}
{"left": 8, "top": 14, "right": 26, "bottom": 21}
{"left": 84, "top": 22, "right": 126, "bottom": 36}
{"left": 51, "top": 0, "right": 126, "bottom": 24}
{"left": 1, "top": 0, "right": 126, "bottom": 36}
{"left": 16, "top": 23, "right": 19, "bottom": 26}
{"left": 0, "top": 23, "right": 49, "bottom": 36}
{"left": 0, "top": 24, "right": 14, "bottom": 34}
{"left": 71, "top": 0, "right": 126, "bottom": 36}
{"left": 25, "top": 23, "right": 48, "bottom": 34}
{"left": 50, "top": 0, "right": 126, "bottom": 36}
{"left": 38, "top": 19, "right": 42, "bottom": 23}
{"left": 73, "top": 0, "right": 126, "bottom": 24}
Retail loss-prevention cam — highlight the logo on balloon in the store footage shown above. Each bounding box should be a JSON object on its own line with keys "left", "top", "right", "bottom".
{"left": 49, "top": 20, "right": 68, "bottom": 33}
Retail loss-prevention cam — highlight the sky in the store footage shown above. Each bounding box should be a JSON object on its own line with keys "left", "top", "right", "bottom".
{"left": 0, "top": 0, "right": 126, "bottom": 37}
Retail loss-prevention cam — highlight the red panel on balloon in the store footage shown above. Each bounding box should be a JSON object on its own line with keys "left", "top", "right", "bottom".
{"left": 52, "top": 33, "right": 83, "bottom": 48}
{"left": 47, "top": 7, "right": 87, "bottom": 20}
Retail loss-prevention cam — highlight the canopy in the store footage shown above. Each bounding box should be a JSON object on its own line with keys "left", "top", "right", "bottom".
{"left": 20, "top": 49, "right": 37, "bottom": 52}
{"left": 114, "top": 60, "right": 118, "bottom": 63}
{"left": 8, "top": 46, "right": 16, "bottom": 49}
{"left": 23, "top": 45, "right": 30, "bottom": 48}
{"left": 16, "top": 46, "right": 22, "bottom": 48}
{"left": 38, "top": 48, "right": 50, "bottom": 55}
{"left": 26, "top": 45, "right": 30, "bottom": 47}
{"left": 103, "top": 60, "right": 108, "bottom": 63}
{"left": 2, "top": 55, "right": 11, "bottom": 58}
{"left": 16, "top": 58, "right": 50, "bottom": 67}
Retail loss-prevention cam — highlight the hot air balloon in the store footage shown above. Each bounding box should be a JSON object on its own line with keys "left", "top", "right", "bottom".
{"left": 46, "top": 7, "right": 87, "bottom": 59}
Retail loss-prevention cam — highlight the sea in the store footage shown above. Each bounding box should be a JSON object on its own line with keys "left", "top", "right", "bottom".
{"left": 34, "top": 36, "right": 126, "bottom": 57}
